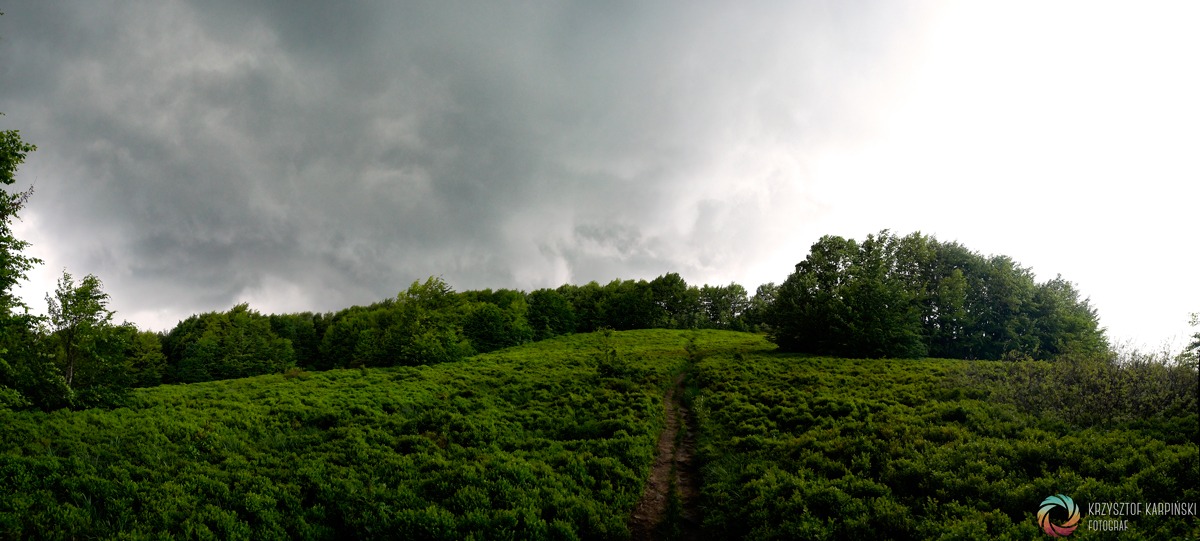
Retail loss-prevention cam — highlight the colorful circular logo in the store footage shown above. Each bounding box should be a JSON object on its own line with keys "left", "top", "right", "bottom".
{"left": 1038, "top": 494, "right": 1080, "bottom": 537}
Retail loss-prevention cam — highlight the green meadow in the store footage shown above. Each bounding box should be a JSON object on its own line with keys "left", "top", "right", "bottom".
{"left": 0, "top": 330, "right": 706, "bottom": 540}
{"left": 689, "top": 344, "right": 1197, "bottom": 540}
{"left": 1, "top": 330, "right": 1196, "bottom": 540}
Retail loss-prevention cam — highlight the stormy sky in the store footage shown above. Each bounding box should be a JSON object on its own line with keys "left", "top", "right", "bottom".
{"left": 2, "top": 2, "right": 1197, "bottom": 348}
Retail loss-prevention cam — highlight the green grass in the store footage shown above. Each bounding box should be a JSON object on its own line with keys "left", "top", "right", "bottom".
{"left": 1, "top": 329, "right": 1195, "bottom": 540}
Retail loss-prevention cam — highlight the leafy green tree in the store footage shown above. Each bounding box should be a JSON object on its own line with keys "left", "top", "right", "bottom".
{"left": 0, "top": 375, "right": 23, "bottom": 408}
{"left": 769, "top": 234, "right": 857, "bottom": 353}
{"left": 0, "top": 117, "right": 39, "bottom": 314}
{"left": 838, "top": 231, "right": 926, "bottom": 358}
{"left": 965, "top": 255, "right": 1039, "bottom": 359}
{"left": 0, "top": 334, "right": 69, "bottom": 410}
{"left": 0, "top": 321, "right": 66, "bottom": 410}
{"left": 1029, "top": 276, "right": 1108, "bottom": 358}
{"left": 462, "top": 288, "right": 533, "bottom": 347}
{"left": 1182, "top": 313, "right": 1199, "bottom": 366}
{"left": 0, "top": 39, "right": 46, "bottom": 406}
{"left": 600, "top": 279, "right": 657, "bottom": 330}
{"left": 650, "top": 273, "right": 699, "bottom": 329}
{"left": 319, "top": 278, "right": 473, "bottom": 368}
{"left": 698, "top": 283, "right": 751, "bottom": 331}
{"left": 46, "top": 271, "right": 114, "bottom": 388}
{"left": 526, "top": 288, "right": 577, "bottom": 341}
{"left": 120, "top": 327, "right": 166, "bottom": 387}
{"left": 462, "top": 302, "right": 531, "bottom": 353}
{"left": 164, "top": 304, "right": 295, "bottom": 383}
{"left": 928, "top": 267, "right": 969, "bottom": 356}
{"left": 2, "top": 113, "right": 148, "bottom": 408}
{"left": 0, "top": 117, "right": 55, "bottom": 408}
{"left": 768, "top": 230, "right": 1104, "bottom": 359}
{"left": 44, "top": 271, "right": 137, "bottom": 407}
{"left": 391, "top": 277, "right": 472, "bottom": 364}
{"left": 559, "top": 282, "right": 606, "bottom": 333}
{"left": 459, "top": 288, "right": 526, "bottom": 311}
{"left": 318, "top": 306, "right": 373, "bottom": 369}
{"left": 269, "top": 312, "right": 321, "bottom": 368}
{"left": 401, "top": 276, "right": 460, "bottom": 313}
{"left": 742, "top": 282, "right": 778, "bottom": 332}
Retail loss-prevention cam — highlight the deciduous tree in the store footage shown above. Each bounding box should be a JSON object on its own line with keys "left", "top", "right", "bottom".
{"left": 527, "top": 288, "right": 577, "bottom": 340}
{"left": 164, "top": 304, "right": 295, "bottom": 383}
{"left": 46, "top": 271, "right": 115, "bottom": 387}
{"left": 769, "top": 231, "right": 1106, "bottom": 360}
{"left": 44, "top": 271, "right": 138, "bottom": 407}
{"left": 0, "top": 118, "right": 39, "bottom": 314}
{"left": 0, "top": 117, "right": 43, "bottom": 408}
{"left": 650, "top": 272, "right": 698, "bottom": 329}
{"left": 463, "top": 302, "right": 530, "bottom": 353}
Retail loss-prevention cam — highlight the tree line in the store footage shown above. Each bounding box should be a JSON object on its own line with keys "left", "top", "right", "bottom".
{"left": 768, "top": 230, "right": 1113, "bottom": 360}
{"left": 3, "top": 118, "right": 1196, "bottom": 412}
{"left": 221, "top": 274, "right": 768, "bottom": 377}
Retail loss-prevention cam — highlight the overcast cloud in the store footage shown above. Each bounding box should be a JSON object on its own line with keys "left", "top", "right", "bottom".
{"left": 2, "top": 2, "right": 1197, "bottom": 348}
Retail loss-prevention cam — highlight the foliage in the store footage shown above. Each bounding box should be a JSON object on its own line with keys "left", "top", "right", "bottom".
{"left": 769, "top": 230, "right": 1108, "bottom": 359}
{"left": 1185, "top": 312, "right": 1200, "bottom": 365}
{"left": 0, "top": 117, "right": 133, "bottom": 411}
{"left": 44, "top": 271, "right": 123, "bottom": 393}
{"left": 122, "top": 327, "right": 167, "bottom": 388}
{"left": 462, "top": 302, "right": 531, "bottom": 353}
{"left": 557, "top": 282, "right": 607, "bottom": 334}
{"left": 741, "top": 283, "right": 777, "bottom": 332}
{"left": 697, "top": 283, "right": 750, "bottom": 331}
{"left": 163, "top": 304, "right": 295, "bottom": 383}
{"left": 0, "top": 329, "right": 732, "bottom": 540}
{"left": 0, "top": 119, "right": 43, "bottom": 409}
{"left": 1, "top": 329, "right": 1194, "bottom": 538}
{"left": 953, "top": 344, "right": 1199, "bottom": 428}
{"left": 599, "top": 280, "right": 658, "bottom": 331}
{"left": 691, "top": 341, "right": 1198, "bottom": 540}
{"left": 0, "top": 119, "right": 39, "bottom": 315}
{"left": 317, "top": 278, "right": 471, "bottom": 369}
{"left": 526, "top": 289, "right": 577, "bottom": 341}
{"left": 769, "top": 232, "right": 925, "bottom": 358}
{"left": 0, "top": 321, "right": 69, "bottom": 410}
{"left": 649, "top": 273, "right": 698, "bottom": 329}
{"left": 458, "top": 288, "right": 526, "bottom": 312}
{"left": 242, "top": 274, "right": 772, "bottom": 373}
{"left": 269, "top": 313, "right": 322, "bottom": 369}
{"left": 552, "top": 275, "right": 764, "bottom": 335}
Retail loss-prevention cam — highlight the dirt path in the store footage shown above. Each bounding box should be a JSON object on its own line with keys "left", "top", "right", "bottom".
{"left": 628, "top": 372, "right": 701, "bottom": 540}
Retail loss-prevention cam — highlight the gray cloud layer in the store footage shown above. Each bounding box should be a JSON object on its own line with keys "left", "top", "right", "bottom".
{"left": 1, "top": 1, "right": 930, "bottom": 328}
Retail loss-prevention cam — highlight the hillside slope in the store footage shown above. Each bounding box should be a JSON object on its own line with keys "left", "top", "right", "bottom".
{"left": 0, "top": 330, "right": 756, "bottom": 540}
{"left": 691, "top": 351, "right": 1198, "bottom": 539}
{"left": 1, "top": 329, "right": 1195, "bottom": 540}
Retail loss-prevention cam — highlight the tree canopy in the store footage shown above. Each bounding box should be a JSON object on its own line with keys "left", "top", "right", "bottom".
{"left": 163, "top": 304, "right": 295, "bottom": 383}
{"left": 0, "top": 118, "right": 39, "bottom": 314}
{"left": 0, "top": 120, "right": 57, "bottom": 409}
{"left": 768, "top": 230, "right": 1108, "bottom": 359}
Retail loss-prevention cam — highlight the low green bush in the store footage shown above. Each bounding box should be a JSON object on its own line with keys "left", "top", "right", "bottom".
{"left": 692, "top": 350, "right": 1198, "bottom": 540}
{"left": 0, "top": 330, "right": 759, "bottom": 540}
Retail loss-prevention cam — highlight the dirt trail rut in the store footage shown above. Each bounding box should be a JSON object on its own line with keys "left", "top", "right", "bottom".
{"left": 628, "top": 372, "right": 700, "bottom": 540}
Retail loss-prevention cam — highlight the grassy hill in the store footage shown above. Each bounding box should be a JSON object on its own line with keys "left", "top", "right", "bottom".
{"left": 1, "top": 330, "right": 1195, "bottom": 540}
{"left": 690, "top": 349, "right": 1197, "bottom": 539}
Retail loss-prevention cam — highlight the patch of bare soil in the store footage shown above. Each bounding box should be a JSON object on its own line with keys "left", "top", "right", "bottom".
{"left": 629, "top": 373, "right": 701, "bottom": 540}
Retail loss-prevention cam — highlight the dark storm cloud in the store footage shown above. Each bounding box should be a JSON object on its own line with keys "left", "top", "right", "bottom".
{"left": 0, "top": 1, "right": 930, "bottom": 328}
